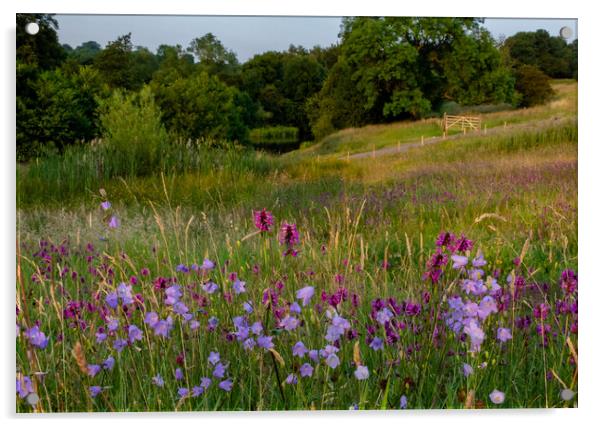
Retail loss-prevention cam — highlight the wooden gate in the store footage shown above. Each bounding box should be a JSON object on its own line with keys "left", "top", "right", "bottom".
{"left": 443, "top": 113, "right": 481, "bottom": 136}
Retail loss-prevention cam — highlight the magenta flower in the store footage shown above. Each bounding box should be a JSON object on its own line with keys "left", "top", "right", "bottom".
{"left": 279, "top": 221, "right": 299, "bottom": 245}
{"left": 254, "top": 208, "right": 274, "bottom": 232}
{"left": 489, "top": 390, "right": 505, "bottom": 404}
{"left": 436, "top": 232, "right": 456, "bottom": 248}
{"left": 560, "top": 270, "right": 577, "bottom": 295}
{"left": 296, "top": 286, "right": 315, "bottom": 306}
{"left": 354, "top": 365, "right": 369, "bottom": 380}
{"left": 453, "top": 235, "right": 474, "bottom": 252}
{"left": 101, "top": 201, "right": 111, "bottom": 211}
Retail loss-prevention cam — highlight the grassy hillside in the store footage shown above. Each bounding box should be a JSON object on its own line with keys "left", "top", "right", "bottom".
{"left": 16, "top": 80, "right": 578, "bottom": 411}
{"left": 293, "top": 80, "right": 576, "bottom": 158}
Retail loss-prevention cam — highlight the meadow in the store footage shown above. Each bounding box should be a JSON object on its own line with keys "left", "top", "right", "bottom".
{"left": 16, "top": 81, "right": 578, "bottom": 412}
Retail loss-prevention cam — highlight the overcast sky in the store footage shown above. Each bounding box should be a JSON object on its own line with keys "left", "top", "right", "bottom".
{"left": 54, "top": 15, "right": 578, "bottom": 62}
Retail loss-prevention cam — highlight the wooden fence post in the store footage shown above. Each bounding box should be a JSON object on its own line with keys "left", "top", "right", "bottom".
{"left": 443, "top": 112, "right": 447, "bottom": 137}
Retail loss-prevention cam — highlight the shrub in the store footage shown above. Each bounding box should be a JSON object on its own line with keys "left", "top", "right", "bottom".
{"left": 99, "top": 86, "right": 168, "bottom": 176}
{"left": 513, "top": 65, "right": 554, "bottom": 107}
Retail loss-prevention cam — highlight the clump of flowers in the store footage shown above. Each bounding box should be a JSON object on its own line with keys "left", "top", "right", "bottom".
{"left": 279, "top": 221, "right": 300, "bottom": 256}
{"left": 254, "top": 208, "right": 274, "bottom": 233}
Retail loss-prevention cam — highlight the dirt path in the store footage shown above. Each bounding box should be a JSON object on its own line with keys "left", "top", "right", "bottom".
{"left": 342, "top": 115, "right": 572, "bottom": 160}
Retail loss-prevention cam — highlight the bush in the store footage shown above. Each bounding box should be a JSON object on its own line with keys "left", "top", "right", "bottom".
{"left": 99, "top": 86, "right": 168, "bottom": 176}
{"left": 151, "top": 71, "right": 248, "bottom": 143}
{"left": 249, "top": 126, "right": 298, "bottom": 144}
{"left": 513, "top": 65, "right": 554, "bottom": 107}
{"left": 17, "top": 65, "right": 107, "bottom": 161}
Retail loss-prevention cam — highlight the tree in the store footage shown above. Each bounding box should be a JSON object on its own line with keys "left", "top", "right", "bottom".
{"left": 503, "top": 30, "right": 576, "bottom": 78}
{"left": 513, "top": 65, "right": 554, "bottom": 107}
{"left": 17, "top": 66, "right": 109, "bottom": 160}
{"left": 130, "top": 47, "right": 160, "bottom": 88}
{"left": 151, "top": 71, "right": 248, "bottom": 142}
{"left": 69, "top": 41, "right": 102, "bottom": 65}
{"left": 310, "top": 17, "right": 515, "bottom": 138}
{"left": 17, "top": 14, "right": 66, "bottom": 70}
{"left": 93, "top": 33, "right": 135, "bottom": 90}
{"left": 188, "top": 33, "right": 240, "bottom": 85}
{"left": 99, "top": 86, "right": 168, "bottom": 175}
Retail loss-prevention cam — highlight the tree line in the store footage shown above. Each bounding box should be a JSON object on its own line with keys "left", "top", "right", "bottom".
{"left": 16, "top": 14, "right": 577, "bottom": 161}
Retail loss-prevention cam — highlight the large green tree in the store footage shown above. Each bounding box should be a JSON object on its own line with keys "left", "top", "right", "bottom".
{"left": 310, "top": 17, "right": 515, "bottom": 138}
{"left": 151, "top": 71, "right": 248, "bottom": 143}
{"left": 17, "top": 14, "right": 66, "bottom": 70}
{"left": 503, "top": 29, "right": 577, "bottom": 78}
{"left": 93, "top": 33, "right": 136, "bottom": 90}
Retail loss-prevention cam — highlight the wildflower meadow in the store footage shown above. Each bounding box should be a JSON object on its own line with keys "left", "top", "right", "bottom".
{"left": 15, "top": 15, "right": 577, "bottom": 413}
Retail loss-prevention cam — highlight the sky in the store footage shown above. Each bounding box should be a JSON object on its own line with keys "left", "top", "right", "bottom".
{"left": 53, "top": 15, "right": 578, "bottom": 62}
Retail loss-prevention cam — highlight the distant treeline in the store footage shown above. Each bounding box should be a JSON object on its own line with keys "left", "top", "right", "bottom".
{"left": 16, "top": 14, "right": 577, "bottom": 161}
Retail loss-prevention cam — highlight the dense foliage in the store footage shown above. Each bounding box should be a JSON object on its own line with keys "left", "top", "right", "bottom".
{"left": 16, "top": 15, "right": 577, "bottom": 161}
{"left": 503, "top": 29, "right": 577, "bottom": 79}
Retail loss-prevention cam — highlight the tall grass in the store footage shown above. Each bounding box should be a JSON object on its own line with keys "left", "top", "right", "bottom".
{"left": 17, "top": 141, "right": 281, "bottom": 207}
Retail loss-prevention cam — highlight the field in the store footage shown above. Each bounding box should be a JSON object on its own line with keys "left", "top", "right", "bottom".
{"left": 16, "top": 81, "right": 578, "bottom": 411}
